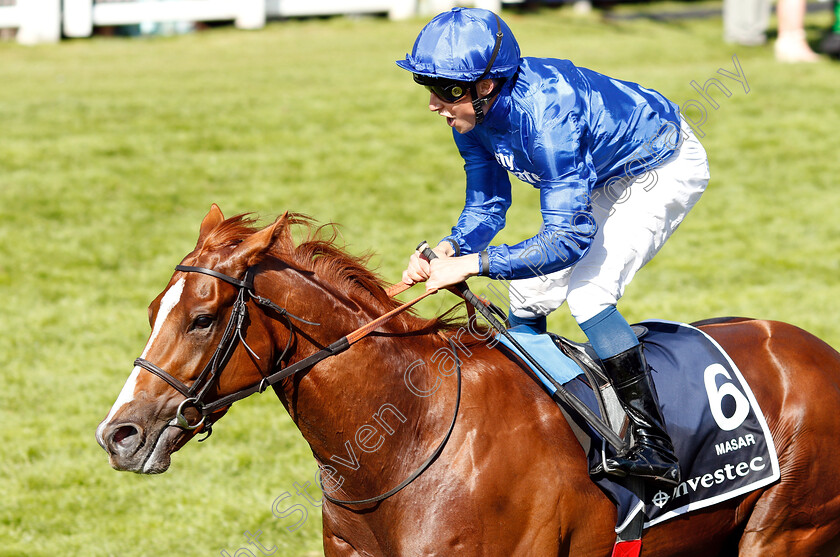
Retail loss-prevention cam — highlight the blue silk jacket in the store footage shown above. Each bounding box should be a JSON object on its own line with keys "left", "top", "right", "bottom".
{"left": 444, "top": 57, "right": 682, "bottom": 279}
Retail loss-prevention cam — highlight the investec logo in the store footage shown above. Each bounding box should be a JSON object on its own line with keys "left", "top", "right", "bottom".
{"left": 651, "top": 456, "right": 768, "bottom": 508}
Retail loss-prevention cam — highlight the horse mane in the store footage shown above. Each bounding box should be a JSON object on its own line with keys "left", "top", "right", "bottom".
{"left": 202, "top": 212, "right": 467, "bottom": 334}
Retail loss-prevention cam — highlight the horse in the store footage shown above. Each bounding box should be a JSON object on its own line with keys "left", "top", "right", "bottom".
{"left": 97, "top": 205, "right": 840, "bottom": 556}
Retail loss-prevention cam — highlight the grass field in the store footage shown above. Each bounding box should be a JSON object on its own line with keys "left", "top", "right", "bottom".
{"left": 1, "top": 2, "right": 839, "bottom": 556}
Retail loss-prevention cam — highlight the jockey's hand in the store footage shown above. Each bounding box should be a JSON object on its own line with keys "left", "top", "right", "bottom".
{"left": 402, "top": 241, "right": 456, "bottom": 286}
{"left": 426, "top": 253, "right": 480, "bottom": 292}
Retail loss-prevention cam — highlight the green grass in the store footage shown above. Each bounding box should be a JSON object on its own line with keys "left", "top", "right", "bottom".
{"left": 1, "top": 3, "right": 839, "bottom": 555}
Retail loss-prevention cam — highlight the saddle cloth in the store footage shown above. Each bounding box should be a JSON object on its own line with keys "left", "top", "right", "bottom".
{"left": 496, "top": 319, "right": 781, "bottom": 533}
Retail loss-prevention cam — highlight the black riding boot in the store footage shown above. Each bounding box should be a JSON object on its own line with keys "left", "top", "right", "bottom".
{"left": 601, "top": 345, "right": 681, "bottom": 487}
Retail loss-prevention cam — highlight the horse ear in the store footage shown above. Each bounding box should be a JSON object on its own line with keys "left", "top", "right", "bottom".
{"left": 233, "top": 212, "right": 289, "bottom": 268}
{"left": 196, "top": 204, "right": 225, "bottom": 247}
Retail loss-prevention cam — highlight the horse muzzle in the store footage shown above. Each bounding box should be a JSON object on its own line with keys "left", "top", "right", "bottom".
{"left": 97, "top": 416, "right": 187, "bottom": 474}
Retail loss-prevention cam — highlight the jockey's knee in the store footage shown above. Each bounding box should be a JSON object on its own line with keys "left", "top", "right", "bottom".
{"left": 567, "top": 285, "right": 619, "bottom": 324}
{"left": 509, "top": 292, "right": 566, "bottom": 320}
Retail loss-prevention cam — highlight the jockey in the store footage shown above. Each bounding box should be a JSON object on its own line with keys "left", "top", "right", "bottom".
{"left": 397, "top": 7, "right": 710, "bottom": 487}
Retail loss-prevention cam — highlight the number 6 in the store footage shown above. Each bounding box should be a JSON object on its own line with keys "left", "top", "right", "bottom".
{"left": 704, "top": 363, "right": 750, "bottom": 431}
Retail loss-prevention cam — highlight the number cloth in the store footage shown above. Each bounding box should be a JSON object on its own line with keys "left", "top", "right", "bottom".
{"left": 561, "top": 320, "right": 780, "bottom": 533}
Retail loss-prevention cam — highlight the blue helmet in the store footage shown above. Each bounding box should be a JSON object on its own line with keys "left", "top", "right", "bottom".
{"left": 396, "top": 7, "right": 521, "bottom": 82}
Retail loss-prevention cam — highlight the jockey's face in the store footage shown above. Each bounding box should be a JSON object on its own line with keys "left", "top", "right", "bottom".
{"left": 428, "top": 79, "right": 495, "bottom": 134}
{"left": 428, "top": 90, "right": 475, "bottom": 133}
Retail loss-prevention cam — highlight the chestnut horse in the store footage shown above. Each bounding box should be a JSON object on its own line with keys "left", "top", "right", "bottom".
{"left": 98, "top": 205, "right": 840, "bottom": 556}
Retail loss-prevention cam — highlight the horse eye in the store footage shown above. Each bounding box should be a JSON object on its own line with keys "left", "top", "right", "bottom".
{"left": 192, "top": 315, "right": 214, "bottom": 330}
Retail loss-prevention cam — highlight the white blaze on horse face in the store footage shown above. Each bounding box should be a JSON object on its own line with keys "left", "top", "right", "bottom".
{"left": 97, "top": 278, "right": 187, "bottom": 442}
{"left": 141, "top": 277, "right": 187, "bottom": 360}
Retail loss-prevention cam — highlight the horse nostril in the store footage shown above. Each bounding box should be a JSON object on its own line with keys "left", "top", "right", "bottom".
{"left": 112, "top": 425, "right": 138, "bottom": 447}
{"left": 105, "top": 423, "right": 144, "bottom": 457}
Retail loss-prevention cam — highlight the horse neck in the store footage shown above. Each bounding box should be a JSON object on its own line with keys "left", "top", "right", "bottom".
{"left": 254, "top": 264, "right": 449, "bottom": 479}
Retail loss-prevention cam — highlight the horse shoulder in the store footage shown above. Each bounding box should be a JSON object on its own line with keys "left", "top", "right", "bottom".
{"left": 447, "top": 343, "right": 616, "bottom": 551}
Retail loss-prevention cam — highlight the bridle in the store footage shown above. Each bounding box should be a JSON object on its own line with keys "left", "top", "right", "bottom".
{"left": 133, "top": 263, "right": 461, "bottom": 505}
{"left": 135, "top": 264, "right": 321, "bottom": 439}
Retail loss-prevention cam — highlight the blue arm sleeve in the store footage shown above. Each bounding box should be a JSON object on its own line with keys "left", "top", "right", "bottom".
{"left": 442, "top": 130, "right": 512, "bottom": 255}
{"left": 486, "top": 112, "right": 599, "bottom": 280}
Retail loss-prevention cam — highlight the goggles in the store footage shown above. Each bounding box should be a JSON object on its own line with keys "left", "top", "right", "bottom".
{"left": 413, "top": 75, "right": 470, "bottom": 103}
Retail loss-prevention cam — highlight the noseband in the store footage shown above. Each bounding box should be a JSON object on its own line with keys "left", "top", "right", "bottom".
{"left": 134, "top": 264, "right": 318, "bottom": 440}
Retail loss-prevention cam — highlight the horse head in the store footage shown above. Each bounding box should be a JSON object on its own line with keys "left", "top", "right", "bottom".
{"left": 96, "top": 204, "right": 294, "bottom": 473}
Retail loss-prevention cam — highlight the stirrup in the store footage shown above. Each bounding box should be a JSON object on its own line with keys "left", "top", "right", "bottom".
{"left": 602, "top": 443, "right": 680, "bottom": 486}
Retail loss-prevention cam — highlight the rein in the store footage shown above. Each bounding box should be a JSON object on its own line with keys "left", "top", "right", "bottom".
{"left": 321, "top": 338, "right": 462, "bottom": 506}
{"left": 135, "top": 264, "right": 460, "bottom": 505}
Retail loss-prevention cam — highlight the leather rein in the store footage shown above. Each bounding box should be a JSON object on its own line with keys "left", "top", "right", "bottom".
{"left": 134, "top": 264, "right": 461, "bottom": 505}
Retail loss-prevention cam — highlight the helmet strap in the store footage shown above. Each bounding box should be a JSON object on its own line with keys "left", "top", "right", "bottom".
{"left": 471, "top": 79, "right": 506, "bottom": 125}
{"left": 470, "top": 84, "right": 486, "bottom": 124}
{"left": 470, "top": 13, "right": 504, "bottom": 126}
